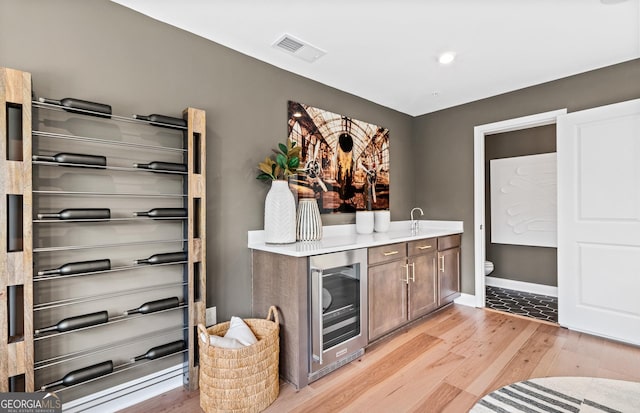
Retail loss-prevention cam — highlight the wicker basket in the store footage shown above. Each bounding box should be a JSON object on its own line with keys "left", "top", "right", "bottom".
{"left": 198, "top": 306, "right": 280, "bottom": 413}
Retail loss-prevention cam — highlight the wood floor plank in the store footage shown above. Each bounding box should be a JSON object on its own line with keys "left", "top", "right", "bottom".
{"left": 598, "top": 338, "right": 640, "bottom": 379}
{"left": 343, "top": 350, "right": 464, "bottom": 413}
{"left": 409, "top": 381, "right": 463, "bottom": 413}
{"left": 485, "top": 326, "right": 562, "bottom": 392}
{"left": 445, "top": 316, "right": 537, "bottom": 395}
{"left": 529, "top": 330, "right": 568, "bottom": 378}
{"left": 120, "top": 306, "right": 640, "bottom": 413}
{"left": 440, "top": 389, "right": 481, "bottom": 413}
{"left": 290, "top": 333, "right": 442, "bottom": 413}
{"left": 545, "top": 348, "right": 602, "bottom": 377}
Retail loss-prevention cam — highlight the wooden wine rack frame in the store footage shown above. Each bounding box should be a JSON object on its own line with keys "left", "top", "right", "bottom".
{"left": 0, "top": 67, "right": 206, "bottom": 395}
{"left": 1, "top": 67, "right": 34, "bottom": 392}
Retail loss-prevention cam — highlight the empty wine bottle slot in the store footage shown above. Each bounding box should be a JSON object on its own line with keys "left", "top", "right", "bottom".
{"left": 8, "top": 285, "right": 24, "bottom": 342}
{"left": 9, "top": 374, "right": 25, "bottom": 392}
{"left": 7, "top": 195, "right": 23, "bottom": 252}
{"left": 35, "top": 311, "right": 109, "bottom": 335}
{"left": 37, "top": 208, "right": 111, "bottom": 220}
{"left": 193, "top": 326, "right": 200, "bottom": 367}
{"left": 135, "top": 251, "right": 187, "bottom": 265}
{"left": 193, "top": 132, "right": 201, "bottom": 174}
{"left": 193, "top": 262, "right": 201, "bottom": 303}
{"left": 32, "top": 152, "right": 107, "bottom": 168}
{"left": 193, "top": 198, "right": 201, "bottom": 238}
{"left": 38, "top": 259, "right": 111, "bottom": 276}
{"left": 134, "top": 208, "right": 187, "bottom": 218}
{"left": 38, "top": 97, "right": 112, "bottom": 118}
{"left": 133, "top": 161, "right": 187, "bottom": 173}
{"left": 40, "top": 360, "right": 114, "bottom": 391}
{"left": 132, "top": 340, "right": 186, "bottom": 362}
{"left": 6, "top": 102, "right": 23, "bottom": 161}
{"left": 125, "top": 297, "right": 180, "bottom": 315}
{"left": 133, "top": 114, "right": 187, "bottom": 129}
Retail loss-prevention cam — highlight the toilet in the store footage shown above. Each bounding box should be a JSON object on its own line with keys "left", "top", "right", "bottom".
{"left": 484, "top": 261, "right": 494, "bottom": 276}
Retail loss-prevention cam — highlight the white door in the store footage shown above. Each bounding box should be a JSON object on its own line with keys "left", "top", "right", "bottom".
{"left": 557, "top": 98, "right": 640, "bottom": 345}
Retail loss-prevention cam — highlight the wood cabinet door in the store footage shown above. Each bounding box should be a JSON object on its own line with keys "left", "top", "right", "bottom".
{"left": 368, "top": 260, "right": 407, "bottom": 341}
{"left": 438, "top": 247, "right": 460, "bottom": 306}
{"left": 408, "top": 251, "right": 438, "bottom": 320}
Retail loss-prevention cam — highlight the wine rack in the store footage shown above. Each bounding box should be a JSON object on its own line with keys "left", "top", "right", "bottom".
{"left": 0, "top": 67, "right": 206, "bottom": 402}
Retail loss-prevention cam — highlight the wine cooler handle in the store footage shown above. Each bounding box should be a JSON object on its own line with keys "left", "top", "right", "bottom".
{"left": 311, "top": 268, "right": 323, "bottom": 365}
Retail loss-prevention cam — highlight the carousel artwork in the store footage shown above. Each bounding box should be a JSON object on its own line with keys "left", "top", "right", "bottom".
{"left": 287, "top": 101, "right": 390, "bottom": 213}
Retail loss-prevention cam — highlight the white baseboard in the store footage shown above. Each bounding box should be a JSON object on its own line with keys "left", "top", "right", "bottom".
{"left": 62, "top": 364, "right": 185, "bottom": 413}
{"left": 454, "top": 293, "right": 477, "bottom": 307}
{"left": 485, "top": 276, "right": 558, "bottom": 297}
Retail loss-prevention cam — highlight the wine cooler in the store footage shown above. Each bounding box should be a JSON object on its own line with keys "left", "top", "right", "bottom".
{"left": 308, "top": 249, "right": 368, "bottom": 383}
{"left": 0, "top": 67, "right": 207, "bottom": 401}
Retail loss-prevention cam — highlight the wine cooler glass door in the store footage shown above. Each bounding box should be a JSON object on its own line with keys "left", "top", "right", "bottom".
{"left": 309, "top": 248, "right": 367, "bottom": 379}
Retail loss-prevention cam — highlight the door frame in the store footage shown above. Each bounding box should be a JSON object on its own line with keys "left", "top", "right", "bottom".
{"left": 473, "top": 108, "right": 567, "bottom": 307}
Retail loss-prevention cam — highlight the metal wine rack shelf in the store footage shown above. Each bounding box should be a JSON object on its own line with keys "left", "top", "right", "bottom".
{"left": 32, "top": 160, "right": 188, "bottom": 174}
{"left": 33, "top": 305, "right": 188, "bottom": 342}
{"left": 32, "top": 100, "right": 188, "bottom": 130}
{"left": 33, "top": 281, "right": 187, "bottom": 311}
{"left": 33, "top": 190, "right": 187, "bottom": 199}
{"left": 34, "top": 325, "right": 188, "bottom": 369}
{"left": 1, "top": 67, "right": 207, "bottom": 402}
{"left": 33, "top": 260, "right": 188, "bottom": 282}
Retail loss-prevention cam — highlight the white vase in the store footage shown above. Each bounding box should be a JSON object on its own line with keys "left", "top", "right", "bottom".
{"left": 264, "top": 180, "right": 296, "bottom": 244}
{"left": 297, "top": 198, "right": 323, "bottom": 241}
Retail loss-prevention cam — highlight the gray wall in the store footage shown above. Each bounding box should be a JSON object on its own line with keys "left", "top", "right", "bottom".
{"left": 414, "top": 58, "right": 640, "bottom": 295}
{"left": 485, "top": 125, "right": 557, "bottom": 286}
{"left": 0, "top": 0, "right": 414, "bottom": 320}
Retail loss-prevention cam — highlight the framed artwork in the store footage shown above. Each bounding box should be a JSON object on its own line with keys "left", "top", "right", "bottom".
{"left": 490, "top": 153, "right": 557, "bottom": 247}
{"left": 287, "top": 101, "right": 390, "bottom": 213}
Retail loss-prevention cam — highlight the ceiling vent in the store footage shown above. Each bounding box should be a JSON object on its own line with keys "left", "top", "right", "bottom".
{"left": 272, "top": 34, "right": 326, "bottom": 63}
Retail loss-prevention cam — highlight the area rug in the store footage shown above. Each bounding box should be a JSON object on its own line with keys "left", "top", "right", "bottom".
{"left": 470, "top": 377, "right": 640, "bottom": 413}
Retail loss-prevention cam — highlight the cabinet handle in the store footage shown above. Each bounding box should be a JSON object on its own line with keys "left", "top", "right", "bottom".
{"left": 402, "top": 264, "right": 410, "bottom": 284}
{"left": 439, "top": 255, "right": 445, "bottom": 273}
{"left": 384, "top": 250, "right": 399, "bottom": 256}
{"left": 410, "top": 262, "right": 416, "bottom": 282}
{"left": 417, "top": 245, "right": 432, "bottom": 250}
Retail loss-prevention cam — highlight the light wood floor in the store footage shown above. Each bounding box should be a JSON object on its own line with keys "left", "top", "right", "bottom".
{"left": 120, "top": 305, "right": 640, "bottom": 412}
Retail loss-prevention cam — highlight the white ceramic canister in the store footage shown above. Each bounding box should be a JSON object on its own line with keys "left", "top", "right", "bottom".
{"left": 374, "top": 210, "right": 390, "bottom": 232}
{"left": 355, "top": 211, "right": 374, "bottom": 234}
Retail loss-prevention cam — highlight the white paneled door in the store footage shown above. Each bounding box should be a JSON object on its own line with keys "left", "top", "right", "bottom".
{"left": 557, "top": 98, "right": 640, "bottom": 345}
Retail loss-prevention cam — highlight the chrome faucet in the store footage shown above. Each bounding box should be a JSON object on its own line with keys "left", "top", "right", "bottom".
{"left": 410, "top": 207, "right": 424, "bottom": 234}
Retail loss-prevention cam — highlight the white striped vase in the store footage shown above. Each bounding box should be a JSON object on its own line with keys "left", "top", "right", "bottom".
{"left": 296, "top": 198, "right": 323, "bottom": 241}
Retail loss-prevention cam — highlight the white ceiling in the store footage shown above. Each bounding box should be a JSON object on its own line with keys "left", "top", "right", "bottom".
{"left": 112, "top": 0, "right": 640, "bottom": 116}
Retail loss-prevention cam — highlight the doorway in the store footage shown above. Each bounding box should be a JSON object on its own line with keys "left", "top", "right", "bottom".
{"left": 473, "top": 109, "right": 567, "bottom": 310}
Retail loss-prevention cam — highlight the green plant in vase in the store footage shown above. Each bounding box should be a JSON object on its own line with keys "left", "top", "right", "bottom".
{"left": 256, "top": 139, "right": 301, "bottom": 244}
{"left": 256, "top": 140, "right": 301, "bottom": 181}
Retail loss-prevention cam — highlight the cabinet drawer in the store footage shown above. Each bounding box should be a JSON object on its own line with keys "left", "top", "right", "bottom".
{"left": 368, "top": 243, "right": 407, "bottom": 265}
{"left": 408, "top": 238, "right": 437, "bottom": 256}
{"left": 438, "top": 234, "right": 461, "bottom": 251}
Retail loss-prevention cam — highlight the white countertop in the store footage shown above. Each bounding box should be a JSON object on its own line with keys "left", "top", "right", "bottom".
{"left": 248, "top": 220, "right": 463, "bottom": 257}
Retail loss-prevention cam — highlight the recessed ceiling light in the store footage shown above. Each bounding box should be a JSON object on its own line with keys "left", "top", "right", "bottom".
{"left": 438, "top": 52, "right": 456, "bottom": 65}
